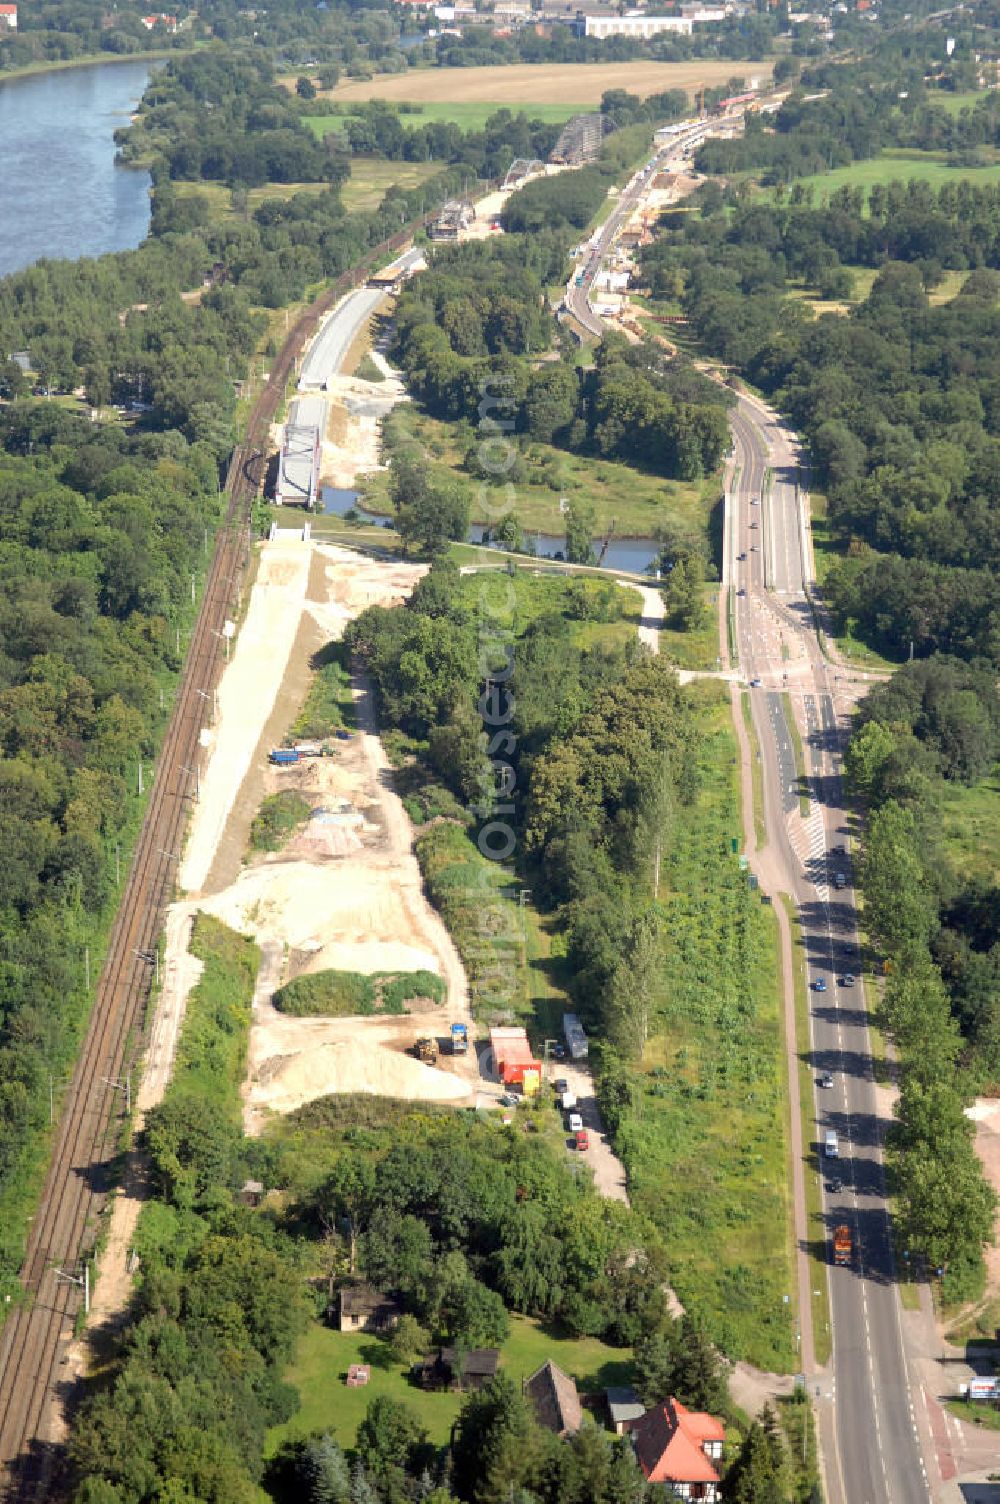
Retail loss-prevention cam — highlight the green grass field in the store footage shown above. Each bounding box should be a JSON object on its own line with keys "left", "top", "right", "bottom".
{"left": 926, "top": 89, "right": 991, "bottom": 117}
{"left": 793, "top": 148, "right": 1000, "bottom": 202}
{"left": 304, "top": 100, "right": 583, "bottom": 139}
{"left": 616, "top": 684, "right": 796, "bottom": 1370}
{"left": 267, "top": 1314, "right": 631, "bottom": 1454}
{"left": 939, "top": 769, "right": 1000, "bottom": 886}
{"left": 368, "top": 406, "right": 722, "bottom": 543}
{"left": 340, "top": 159, "right": 442, "bottom": 212}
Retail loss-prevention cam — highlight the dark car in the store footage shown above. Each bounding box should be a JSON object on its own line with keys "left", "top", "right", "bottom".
{"left": 827, "top": 1176, "right": 843, "bottom": 1194}
{"left": 553, "top": 1078, "right": 569, "bottom": 1095}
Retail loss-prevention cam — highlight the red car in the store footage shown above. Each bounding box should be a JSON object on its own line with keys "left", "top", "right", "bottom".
{"left": 575, "top": 1129, "right": 590, "bottom": 1151}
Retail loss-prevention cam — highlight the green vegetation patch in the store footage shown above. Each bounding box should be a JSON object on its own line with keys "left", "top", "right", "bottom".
{"left": 611, "top": 687, "right": 796, "bottom": 1370}
{"left": 339, "top": 158, "right": 442, "bottom": 213}
{"left": 273, "top": 967, "right": 445, "bottom": 1016}
{"left": 938, "top": 769, "right": 1000, "bottom": 886}
{"left": 292, "top": 640, "right": 355, "bottom": 738}
{"left": 176, "top": 915, "right": 260, "bottom": 1121}
{"left": 250, "top": 789, "right": 313, "bottom": 852}
{"left": 367, "top": 403, "right": 722, "bottom": 543}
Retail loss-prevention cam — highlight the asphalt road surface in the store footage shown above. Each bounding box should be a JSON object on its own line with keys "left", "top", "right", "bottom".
{"left": 298, "top": 248, "right": 423, "bottom": 389}
{"left": 727, "top": 395, "right": 933, "bottom": 1504}
{"left": 563, "top": 121, "right": 711, "bottom": 337}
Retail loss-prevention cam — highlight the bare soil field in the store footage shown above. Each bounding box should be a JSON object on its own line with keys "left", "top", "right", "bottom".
{"left": 327, "top": 60, "right": 770, "bottom": 107}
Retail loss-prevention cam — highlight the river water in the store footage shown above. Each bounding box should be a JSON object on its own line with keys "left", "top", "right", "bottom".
{"left": 0, "top": 59, "right": 153, "bottom": 278}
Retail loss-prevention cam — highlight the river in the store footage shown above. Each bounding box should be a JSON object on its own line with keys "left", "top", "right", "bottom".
{"left": 0, "top": 59, "right": 153, "bottom": 279}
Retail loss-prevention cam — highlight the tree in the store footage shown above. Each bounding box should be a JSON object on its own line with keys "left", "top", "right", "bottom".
{"left": 356, "top": 1397, "right": 427, "bottom": 1480}
{"left": 725, "top": 1407, "right": 787, "bottom": 1503}
{"left": 396, "top": 481, "right": 470, "bottom": 558}
{"left": 564, "top": 499, "right": 595, "bottom": 566}
{"left": 299, "top": 1434, "right": 350, "bottom": 1504}
{"left": 296, "top": 75, "right": 317, "bottom": 100}
{"left": 390, "top": 1314, "right": 429, "bottom": 1367}
{"left": 451, "top": 1375, "right": 538, "bottom": 1504}
{"left": 634, "top": 1315, "right": 729, "bottom": 1415}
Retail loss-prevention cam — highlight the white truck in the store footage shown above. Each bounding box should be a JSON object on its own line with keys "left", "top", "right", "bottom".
{"left": 563, "top": 1013, "right": 589, "bottom": 1062}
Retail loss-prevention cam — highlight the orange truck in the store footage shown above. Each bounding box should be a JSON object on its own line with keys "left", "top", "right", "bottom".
{"left": 833, "top": 1225, "right": 852, "bottom": 1267}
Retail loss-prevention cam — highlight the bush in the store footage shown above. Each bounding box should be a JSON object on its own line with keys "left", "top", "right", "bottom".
{"left": 273, "top": 968, "right": 445, "bottom": 1016}
{"left": 293, "top": 641, "right": 355, "bottom": 739}
{"left": 250, "top": 790, "right": 312, "bottom": 852}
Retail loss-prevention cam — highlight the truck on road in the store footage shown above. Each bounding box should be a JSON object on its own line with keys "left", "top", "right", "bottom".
{"left": 269, "top": 748, "right": 299, "bottom": 766}
{"left": 833, "top": 1225, "right": 852, "bottom": 1266}
{"left": 450, "top": 1023, "right": 468, "bottom": 1055}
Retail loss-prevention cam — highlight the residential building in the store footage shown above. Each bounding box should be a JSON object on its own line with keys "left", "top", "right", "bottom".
{"left": 337, "top": 1283, "right": 403, "bottom": 1334}
{"left": 140, "top": 11, "right": 178, "bottom": 27}
{"left": 606, "top": 1386, "right": 646, "bottom": 1435}
{"left": 0, "top": 5, "right": 17, "bottom": 28}
{"left": 630, "top": 1397, "right": 726, "bottom": 1501}
{"left": 524, "top": 1361, "right": 583, "bottom": 1436}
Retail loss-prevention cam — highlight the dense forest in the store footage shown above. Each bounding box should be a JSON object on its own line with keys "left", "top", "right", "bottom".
{"left": 0, "top": 413, "right": 220, "bottom": 1290}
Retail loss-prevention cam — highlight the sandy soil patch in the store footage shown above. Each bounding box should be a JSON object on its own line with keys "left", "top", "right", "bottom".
{"left": 326, "top": 60, "right": 771, "bottom": 106}
{"left": 179, "top": 537, "right": 312, "bottom": 894}
{"left": 319, "top": 372, "right": 408, "bottom": 490}
{"left": 969, "top": 1097, "right": 1000, "bottom": 1289}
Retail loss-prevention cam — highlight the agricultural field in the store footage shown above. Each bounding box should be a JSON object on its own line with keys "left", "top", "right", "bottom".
{"left": 307, "top": 58, "right": 771, "bottom": 107}
{"left": 266, "top": 1315, "right": 632, "bottom": 1455}
{"left": 791, "top": 148, "right": 1000, "bottom": 202}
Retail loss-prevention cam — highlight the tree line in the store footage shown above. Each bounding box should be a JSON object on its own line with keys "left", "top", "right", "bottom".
{"left": 846, "top": 657, "right": 998, "bottom": 1300}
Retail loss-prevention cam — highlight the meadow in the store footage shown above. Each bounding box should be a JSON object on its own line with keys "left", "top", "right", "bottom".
{"left": 304, "top": 101, "right": 585, "bottom": 137}
{"left": 791, "top": 148, "right": 1000, "bottom": 202}
{"left": 615, "top": 683, "right": 797, "bottom": 1371}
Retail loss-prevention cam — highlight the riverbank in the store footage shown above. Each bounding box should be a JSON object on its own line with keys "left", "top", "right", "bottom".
{"left": 0, "top": 46, "right": 184, "bottom": 88}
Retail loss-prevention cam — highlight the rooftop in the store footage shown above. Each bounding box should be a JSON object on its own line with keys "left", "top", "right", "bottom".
{"left": 525, "top": 1360, "right": 583, "bottom": 1435}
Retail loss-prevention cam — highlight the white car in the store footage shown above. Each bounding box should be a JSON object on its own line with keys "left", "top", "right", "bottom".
{"left": 567, "top": 1113, "right": 583, "bottom": 1133}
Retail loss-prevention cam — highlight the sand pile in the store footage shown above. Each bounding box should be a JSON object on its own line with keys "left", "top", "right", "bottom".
{"left": 249, "top": 1037, "right": 472, "bottom": 1114}
{"left": 203, "top": 861, "right": 409, "bottom": 952}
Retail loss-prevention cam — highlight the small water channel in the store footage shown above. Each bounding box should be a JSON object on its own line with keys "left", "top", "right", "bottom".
{"left": 319, "top": 486, "right": 660, "bottom": 576}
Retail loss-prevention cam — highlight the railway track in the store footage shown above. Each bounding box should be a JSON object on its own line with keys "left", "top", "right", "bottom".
{"left": 0, "top": 227, "right": 422, "bottom": 1501}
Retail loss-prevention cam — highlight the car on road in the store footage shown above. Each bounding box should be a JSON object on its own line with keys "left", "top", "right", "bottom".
{"left": 737, "top": 587, "right": 746, "bottom": 596}
{"left": 750, "top": 677, "right": 762, "bottom": 687}
{"left": 737, "top": 551, "right": 747, "bottom": 561}
{"left": 749, "top": 543, "right": 758, "bottom": 551}
{"left": 819, "top": 1072, "right": 835, "bottom": 1088}
{"left": 749, "top": 520, "right": 758, "bottom": 528}
{"left": 552, "top": 1043, "right": 566, "bottom": 1060}
{"left": 833, "top": 872, "right": 847, "bottom": 889}
{"left": 831, "top": 844, "right": 845, "bottom": 856}
{"left": 824, "top": 1129, "right": 839, "bottom": 1157}
{"left": 827, "top": 1175, "right": 843, "bottom": 1194}
{"left": 813, "top": 978, "right": 827, "bottom": 992}
{"left": 567, "top": 1112, "right": 583, "bottom": 1133}
{"left": 575, "top": 1129, "right": 590, "bottom": 1151}
{"left": 751, "top": 496, "right": 760, "bottom": 505}
{"left": 840, "top": 973, "right": 855, "bottom": 987}
{"left": 553, "top": 1078, "right": 569, "bottom": 1095}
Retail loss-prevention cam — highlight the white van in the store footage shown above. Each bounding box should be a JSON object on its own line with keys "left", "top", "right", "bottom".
{"left": 825, "top": 1130, "right": 839, "bottom": 1158}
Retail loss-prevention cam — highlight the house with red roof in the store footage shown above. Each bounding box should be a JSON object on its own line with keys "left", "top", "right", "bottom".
{"left": 630, "top": 1397, "right": 726, "bottom": 1501}
{"left": 0, "top": 5, "right": 18, "bottom": 28}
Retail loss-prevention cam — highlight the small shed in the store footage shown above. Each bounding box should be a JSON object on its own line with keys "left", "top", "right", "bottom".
{"left": 606, "top": 1386, "right": 645, "bottom": 1435}
{"left": 338, "top": 1283, "right": 403, "bottom": 1334}
{"left": 346, "top": 1364, "right": 371, "bottom": 1387}
{"left": 420, "top": 1347, "right": 500, "bottom": 1392}
{"left": 524, "top": 1360, "right": 583, "bottom": 1436}
{"left": 239, "top": 1179, "right": 265, "bottom": 1208}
